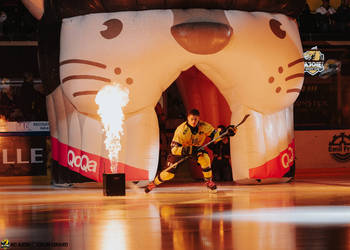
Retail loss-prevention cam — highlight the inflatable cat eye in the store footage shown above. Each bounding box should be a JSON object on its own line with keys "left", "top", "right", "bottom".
{"left": 23, "top": 0, "right": 305, "bottom": 184}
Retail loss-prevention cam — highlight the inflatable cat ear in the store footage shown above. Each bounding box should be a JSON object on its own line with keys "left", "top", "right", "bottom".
{"left": 21, "top": 0, "right": 43, "bottom": 20}
{"left": 23, "top": 0, "right": 305, "bottom": 184}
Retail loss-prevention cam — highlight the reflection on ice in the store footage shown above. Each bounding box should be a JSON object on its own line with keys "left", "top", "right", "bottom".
{"left": 214, "top": 206, "right": 350, "bottom": 225}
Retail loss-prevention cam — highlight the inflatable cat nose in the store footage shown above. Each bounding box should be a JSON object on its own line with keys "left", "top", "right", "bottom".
{"left": 171, "top": 22, "right": 233, "bottom": 55}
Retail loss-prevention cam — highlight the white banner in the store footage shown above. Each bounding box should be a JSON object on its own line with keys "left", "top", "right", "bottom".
{"left": 0, "top": 121, "right": 49, "bottom": 132}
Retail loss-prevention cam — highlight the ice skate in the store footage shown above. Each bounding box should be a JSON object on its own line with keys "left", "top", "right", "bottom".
{"left": 206, "top": 179, "right": 217, "bottom": 193}
{"left": 144, "top": 182, "right": 156, "bottom": 193}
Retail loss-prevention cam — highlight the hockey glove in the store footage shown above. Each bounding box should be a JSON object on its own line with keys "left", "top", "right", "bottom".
{"left": 226, "top": 125, "right": 237, "bottom": 136}
{"left": 191, "top": 146, "right": 206, "bottom": 157}
{"left": 219, "top": 126, "right": 227, "bottom": 135}
{"left": 182, "top": 146, "right": 191, "bottom": 156}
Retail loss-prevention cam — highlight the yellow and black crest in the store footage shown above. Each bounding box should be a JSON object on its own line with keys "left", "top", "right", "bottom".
{"left": 303, "top": 46, "right": 325, "bottom": 76}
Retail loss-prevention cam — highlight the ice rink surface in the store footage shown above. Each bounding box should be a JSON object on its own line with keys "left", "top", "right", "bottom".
{"left": 1, "top": 178, "right": 350, "bottom": 250}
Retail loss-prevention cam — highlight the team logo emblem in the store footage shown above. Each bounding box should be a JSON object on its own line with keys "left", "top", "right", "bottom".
{"left": 1, "top": 239, "right": 10, "bottom": 249}
{"left": 304, "top": 46, "right": 325, "bottom": 75}
{"left": 328, "top": 133, "right": 350, "bottom": 162}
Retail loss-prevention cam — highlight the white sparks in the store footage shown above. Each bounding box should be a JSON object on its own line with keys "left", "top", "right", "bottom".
{"left": 95, "top": 83, "right": 129, "bottom": 173}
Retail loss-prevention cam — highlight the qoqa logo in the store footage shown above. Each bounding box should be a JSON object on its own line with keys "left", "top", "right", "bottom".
{"left": 281, "top": 146, "right": 294, "bottom": 169}
{"left": 67, "top": 150, "right": 97, "bottom": 172}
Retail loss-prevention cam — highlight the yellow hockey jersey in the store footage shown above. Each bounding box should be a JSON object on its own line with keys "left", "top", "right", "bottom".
{"left": 170, "top": 121, "right": 220, "bottom": 156}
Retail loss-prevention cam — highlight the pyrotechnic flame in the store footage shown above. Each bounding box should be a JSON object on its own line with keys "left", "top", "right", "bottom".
{"left": 95, "top": 83, "right": 129, "bottom": 173}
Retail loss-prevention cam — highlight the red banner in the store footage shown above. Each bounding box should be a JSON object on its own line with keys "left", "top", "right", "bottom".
{"left": 249, "top": 139, "right": 295, "bottom": 179}
{"left": 51, "top": 137, "right": 148, "bottom": 182}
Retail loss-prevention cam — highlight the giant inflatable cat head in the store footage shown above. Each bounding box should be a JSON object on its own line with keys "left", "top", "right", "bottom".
{"left": 23, "top": 0, "right": 305, "bottom": 184}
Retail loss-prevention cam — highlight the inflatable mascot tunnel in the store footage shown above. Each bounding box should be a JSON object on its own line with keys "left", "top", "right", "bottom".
{"left": 22, "top": 0, "right": 305, "bottom": 184}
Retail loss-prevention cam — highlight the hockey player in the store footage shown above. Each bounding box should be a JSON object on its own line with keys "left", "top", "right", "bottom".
{"left": 145, "top": 109, "right": 236, "bottom": 193}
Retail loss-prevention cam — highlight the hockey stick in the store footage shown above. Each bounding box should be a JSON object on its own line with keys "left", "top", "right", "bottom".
{"left": 235, "top": 114, "right": 250, "bottom": 128}
{"left": 161, "top": 131, "right": 230, "bottom": 173}
{"left": 162, "top": 114, "right": 250, "bottom": 173}
{"left": 198, "top": 114, "right": 250, "bottom": 150}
